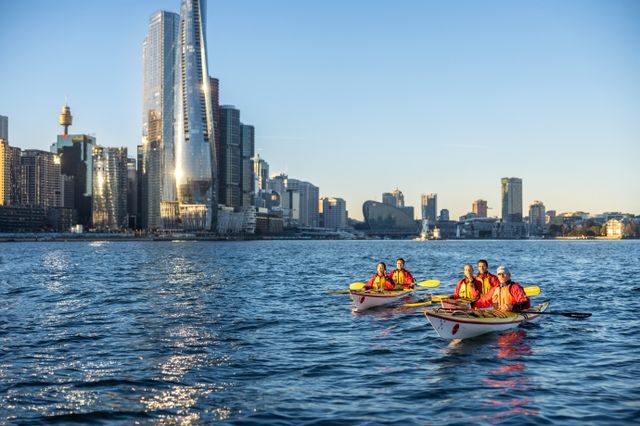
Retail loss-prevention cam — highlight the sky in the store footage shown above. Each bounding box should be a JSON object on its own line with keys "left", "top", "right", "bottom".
{"left": 1, "top": 0, "right": 639, "bottom": 220}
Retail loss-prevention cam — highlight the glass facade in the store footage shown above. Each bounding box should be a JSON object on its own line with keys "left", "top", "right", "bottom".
{"left": 52, "top": 134, "right": 95, "bottom": 227}
{"left": 142, "top": 10, "right": 179, "bottom": 228}
{"left": 174, "top": 0, "right": 216, "bottom": 229}
{"left": 20, "top": 150, "right": 62, "bottom": 208}
{"left": 92, "top": 146, "right": 128, "bottom": 230}
{"left": 363, "top": 200, "right": 419, "bottom": 236}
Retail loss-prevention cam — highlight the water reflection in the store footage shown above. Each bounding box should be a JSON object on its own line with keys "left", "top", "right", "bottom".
{"left": 483, "top": 330, "right": 539, "bottom": 421}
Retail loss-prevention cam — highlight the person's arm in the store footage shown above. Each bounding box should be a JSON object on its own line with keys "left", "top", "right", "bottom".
{"left": 364, "top": 275, "right": 375, "bottom": 290}
{"left": 510, "top": 284, "right": 530, "bottom": 311}
{"left": 473, "top": 288, "right": 493, "bottom": 308}
{"left": 452, "top": 279, "right": 462, "bottom": 299}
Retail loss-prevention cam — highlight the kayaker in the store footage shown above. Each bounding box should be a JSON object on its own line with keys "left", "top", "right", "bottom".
{"left": 473, "top": 266, "right": 531, "bottom": 312}
{"left": 452, "top": 263, "right": 482, "bottom": 302}
{"left": 364, "top": 262, "right": 395, "bottom": 292}
{"left": 475, "top": 259, "right": 499, "bottom": 296}
{"left": 388, "top": 258, "right": 416, "bottom": 290}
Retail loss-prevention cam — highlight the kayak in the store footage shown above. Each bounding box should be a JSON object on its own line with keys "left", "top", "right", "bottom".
{"left": 349, "top": 289, "right": 413, "bottom": 312}
{"left": 424, "top": 300, "right": 550, "bottom": 340}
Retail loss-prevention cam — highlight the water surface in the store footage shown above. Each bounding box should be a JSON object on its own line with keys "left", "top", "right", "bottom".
{"left": 1, "top": 240, "right": 639, "bottom": 424}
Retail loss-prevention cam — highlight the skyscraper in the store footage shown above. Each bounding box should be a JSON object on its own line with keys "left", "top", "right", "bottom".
{"left": 219, "top": 105, "right": 241, "bottom": 208}
{"left": 501, "top": 177, "right": 523, "bottom": 223}
{"left": 421, "top": 193, "right": 437, "bottom": 222}
{"left": 92, "top": 146, "right": 128, "bottom": 230}
{"left": 51, "top": 104, "right": 95, "bottom": 228}
{"left": 174, "top": 0, "right": 217, "bottom": 230}
{"left": 253, "top": 153, "right": 269, "bottom": 193}
{"left": 472, "top": 199, "right": 488, "bottom": 218}
{"left": 240, "top": 124, "right": 255, "bottom": 208}
{"left": 142, "top": 10, "right": 179, "bottom": 228}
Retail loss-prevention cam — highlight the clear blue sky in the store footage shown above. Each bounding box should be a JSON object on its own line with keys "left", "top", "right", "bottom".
{"left": 1, "top": 0, "right": 639, "bottom": 220}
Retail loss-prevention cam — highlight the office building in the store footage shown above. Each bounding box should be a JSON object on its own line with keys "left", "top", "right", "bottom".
{"left": 253, "top": 153, "right": 269, "bottom": 192}
{"left": 421, "top": 193, "right": 437, "bottom": 222}
{"left": 382, "top": 192, "right": 395, "bottom": 207}
{"left": 142, "top": 10, "right": 179, "bottom": 228}
{"left": 127, "top": 158, "right": 138, "bottom": 229}
{"left": 501, "top": 177, "right": 523, "bottom": 223}
{"left": 472, "top": 199, "right": 488, "bottom": 218}
{"left": 240, "top": 124, "right": 255, "bottom": 208}
{"left": 439, "top": 208, "right": 449, "bottom": 221}
{"left": 173, "top": 0, "right": 217, "bottom": 230}
{"left": 219, "top": 105, "right": 241, "bottom": 208}
{"left": 51, "top": 104, "right": 95, "bottom": 227}
{"left": 92, "top": 146, "right": 128, "bottom": 230}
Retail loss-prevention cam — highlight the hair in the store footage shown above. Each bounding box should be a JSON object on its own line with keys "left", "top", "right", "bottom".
{"left": 396, "top": 258, "right": 405, "bottom": 263}
{"left": 464, "top": 263, "right": 473, "bottom": 271}
{"left": 377, "top": 261, "right": 387, "bottom": 270}
{"left": 477, "top": 259, "right": 488, "bottom": 267}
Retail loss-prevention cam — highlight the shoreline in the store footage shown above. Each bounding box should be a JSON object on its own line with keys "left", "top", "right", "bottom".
{"left": 0, "top": 234, "right": 636, "bottom": 242}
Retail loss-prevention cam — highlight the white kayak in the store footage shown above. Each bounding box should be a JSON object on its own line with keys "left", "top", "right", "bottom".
{"left": 424, "top": 300, "right": 550, "bottom": 340}
{"left": 349, "top": 289, "right": 413, "bottom": 312}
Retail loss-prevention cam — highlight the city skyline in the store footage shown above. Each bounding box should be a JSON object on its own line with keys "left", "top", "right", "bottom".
{"left": 1, "top": 0, "right": 639, "bottom": 220}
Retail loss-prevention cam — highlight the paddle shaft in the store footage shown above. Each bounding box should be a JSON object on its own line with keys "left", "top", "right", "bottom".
{"left": 522, "top": 310, "right": 591, "bottom": 318}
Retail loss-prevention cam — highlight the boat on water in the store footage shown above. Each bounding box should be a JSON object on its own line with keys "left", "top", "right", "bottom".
{"left": 424, "top": 300, "right": 550, "bottom": 340}
{"left": 349, "top": 289, "right": 413, "bottom": 312}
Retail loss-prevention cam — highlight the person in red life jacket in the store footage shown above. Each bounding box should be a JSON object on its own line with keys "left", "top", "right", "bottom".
{"left": 388, "top": 258, "right": 416, "bottom": 290}
{"left": 364, "top": 261, "right": 395, "bottom": 292}
{"left": 476, "top": 259, "right": 500, "bottom": 296}
{"left": 473, "top": 266, "right": 531, "bottom": 312}
{"left": 452, "top": 263, "right": 483, "bottom": 302}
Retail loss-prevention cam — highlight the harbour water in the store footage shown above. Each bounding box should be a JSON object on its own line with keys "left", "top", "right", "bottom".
{"left": 1, "top": 240, "right": 639, "bottom": 424}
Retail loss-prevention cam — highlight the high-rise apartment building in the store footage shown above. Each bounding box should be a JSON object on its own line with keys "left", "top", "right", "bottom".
{"left": 529, "top": 200, "right": 546, "bottom": 237}
{"left": 21, "top": 150, "right": 62, "bottom": 208}
{"left": 174, "top": 0, "right": 217, "bottom": 230}
{"left": 51, "top": 104, "right": 95, "bottom": 227}
{"left": 92, "top": 146, "right": 128, "bottom": 230}
{"left": 501, "top": 177, "right": 523, "bottom": 223}
{"left": 421, "top": 193, "right": 437, "bottom": 222}
{"left": 321, "top": 197, "right": 347, "bottom": 229}
{"left": 142, "top": 10, "right": 179, "bottom": 228}
{"left": 472, "top": 199, "right": 488, "bottom": 218}
{"left": 1, "top": 138, "right": 22, "bottom": 206}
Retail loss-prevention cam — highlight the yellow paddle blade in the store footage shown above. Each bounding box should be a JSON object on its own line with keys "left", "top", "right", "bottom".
{"left": 525, "top": 286, "right": 540, "bottom": 296}
{"left": 431, "top": 294, "right": 448, "bottom": 302}
{"left": 416, "top": 279, "right": 440, "bottom": 288}
{"left": 349, "top": 282, "right": 366, "bottom": 290}
{"left": 404, "top": 299, "right": 432, "bottom": 307}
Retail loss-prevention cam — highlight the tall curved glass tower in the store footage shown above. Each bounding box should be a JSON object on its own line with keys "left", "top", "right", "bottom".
{"left": 174, "top": 0, "right": 217, "bottom": 230}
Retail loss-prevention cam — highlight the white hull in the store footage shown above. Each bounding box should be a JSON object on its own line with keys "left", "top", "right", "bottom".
{"left": 424, "top": 301, "right": 550, "bottom": 340}
{"left": 349, "top": 289, "right": 412, "bottom": 312}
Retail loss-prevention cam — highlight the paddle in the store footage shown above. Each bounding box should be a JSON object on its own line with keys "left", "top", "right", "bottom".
{"left": 522, "top": 310, "right": 591, "bottom": 319}
{"left": 403, "top": 286, "right": 541, "bottom": 307}
{"left": 351, "top": 279, "right": 440, "bottom": 291}
{"left": 325, "top": 279, "right": 441, "bottom": 295}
